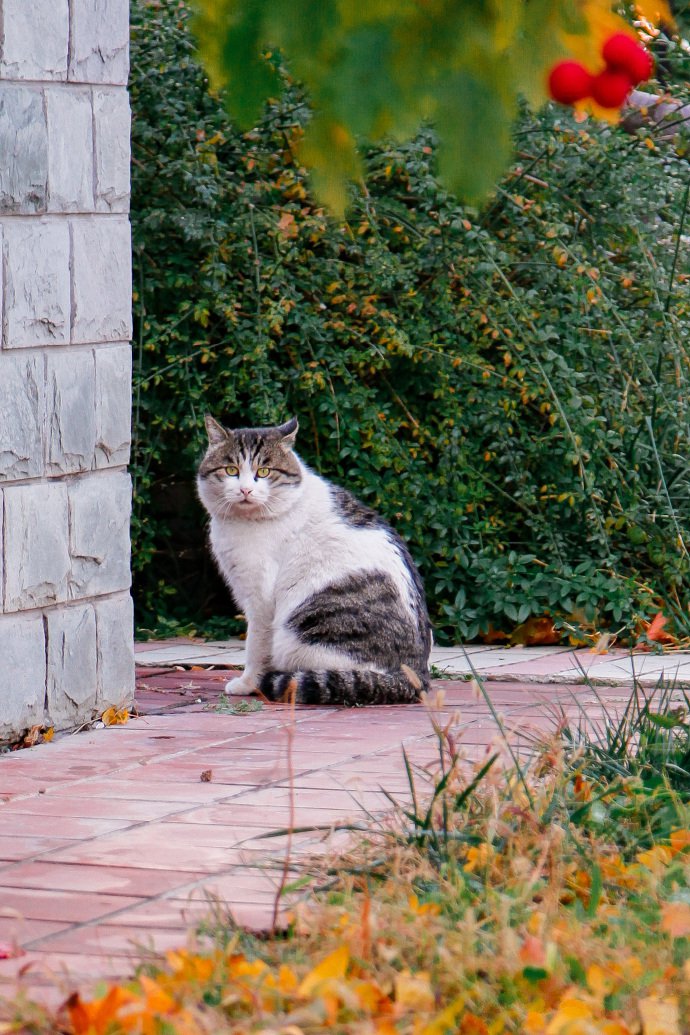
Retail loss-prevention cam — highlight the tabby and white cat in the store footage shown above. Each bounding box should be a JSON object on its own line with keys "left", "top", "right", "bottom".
{"left": 197, "top": 416, "right": 431, "bottom": 705}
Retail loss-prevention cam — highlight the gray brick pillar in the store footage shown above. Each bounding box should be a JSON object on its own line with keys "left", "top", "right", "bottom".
{"left": 0, "top": 0, "right": 134, "bottom": 741}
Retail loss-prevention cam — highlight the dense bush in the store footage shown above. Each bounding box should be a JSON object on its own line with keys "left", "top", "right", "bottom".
{"left": 130, "top": 0, "right": 690, "bottom": 643}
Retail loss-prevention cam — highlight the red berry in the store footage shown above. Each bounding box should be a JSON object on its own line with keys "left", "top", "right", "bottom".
{"left": 591, "top": 68, "right": 634, "bottom": 108}
{"left": 548, "top": 60, "right": 594, "bottom": 105}
{"left": 602, "top": 32, "right": 654, "bottom": 85}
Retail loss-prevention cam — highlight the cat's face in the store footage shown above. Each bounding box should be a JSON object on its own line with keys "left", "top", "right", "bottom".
{"left": 197, "top": 416, "right": 303, "bottom": 520}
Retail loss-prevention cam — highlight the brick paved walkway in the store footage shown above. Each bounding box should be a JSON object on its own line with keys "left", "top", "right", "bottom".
{"left": 1, "top": 639, "right": 688, "bottom": 1006}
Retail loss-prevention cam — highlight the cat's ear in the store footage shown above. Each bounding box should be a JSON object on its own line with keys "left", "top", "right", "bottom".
{"left": 204, "top": 415, "right": 229, "bottom": 446}
{"left": 276, "top": 417, "right": 298, "bottom": 450}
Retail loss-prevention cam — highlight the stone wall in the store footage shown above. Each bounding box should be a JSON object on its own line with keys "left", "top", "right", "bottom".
{"left": 0, "top": 0, "right": 134, "bottom": 741}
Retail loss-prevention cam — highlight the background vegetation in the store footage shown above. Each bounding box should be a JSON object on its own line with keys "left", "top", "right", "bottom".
{"left": 131, "top": 0, "right": 690, "bottom": 644}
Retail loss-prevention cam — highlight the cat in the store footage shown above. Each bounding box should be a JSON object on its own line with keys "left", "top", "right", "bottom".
{"left": 197, "top": 415, "right": 432, "bottom": 705}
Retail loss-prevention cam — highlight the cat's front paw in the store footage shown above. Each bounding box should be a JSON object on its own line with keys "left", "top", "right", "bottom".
{"left": 225, "top": 673, "right": 259, "bottom": 697}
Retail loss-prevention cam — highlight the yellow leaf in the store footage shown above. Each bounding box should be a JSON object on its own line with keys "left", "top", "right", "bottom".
{"left": 587, "top": 962, "right": 616, "bottom": 997}
{"left": 638, "top": 995, "right": 681, "bottom": 1035}
{"left": 636, "top": 845, "right": 672, "bottom": 872}
{"left": 101, "top": 706, "right": 129, "bottom": 727}
{"left": 277, "top": 963, "right": 299, "bottom": 992}
{"left": 660, "top": 901, "right": 690, "bottom": 939}
{"left": 546, "top": 996, "right": 594, "bottom": 1034}
{"left": 298, "top": 944, "right": 349, "bottom": 997}
{"left": 419, "top": 996, "right": 466, "bottom": 1035}
{"left": 394, "top": 969, "right": 435, "bottom": 1011}
{"left": 634, "top": 0, "right": 673, "bottom": 25}
{"left": 524, "top": 1011, "right": 547, "bottom": 1035}
{"left": 42, "top": 726, "right": 54, "bottom": 742}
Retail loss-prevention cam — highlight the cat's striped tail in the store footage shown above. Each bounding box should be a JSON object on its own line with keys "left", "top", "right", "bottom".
{"left": 259, "top": 665, "right": 429, "bottom": 706}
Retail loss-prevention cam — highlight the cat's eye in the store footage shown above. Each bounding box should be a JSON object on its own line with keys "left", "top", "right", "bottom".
{"left": 224, "top": 465, "right": 239, "bottom": 477}
{"left": 256, "top": 467, "right": 270, "bottom": 478}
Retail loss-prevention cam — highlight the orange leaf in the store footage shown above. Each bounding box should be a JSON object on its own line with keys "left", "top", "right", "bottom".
{"left": 511, "top": 617, "right": 560, "bottom": 646}
{"left": 660, "top": 901, "right": 690, "bottom": 939}
{"left": 101, "top": 706, "right": 130, "bottom": 726}
{"left": 277, "top": 211, "right": 298, "bottom": 240}
{"left": 670, "top": 829, "right": 690, "bottom": 855}
{"left": 634, "top": 0, "right": 674, "bottom": 24}
{"left": 519, "top": 935, "right": 546, "bottom": 967}
{"left": 645, "top": 612, "right": 676, "bottom": 644}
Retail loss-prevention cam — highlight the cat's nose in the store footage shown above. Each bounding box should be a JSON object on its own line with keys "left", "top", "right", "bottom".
{"left": 240, "top": 487, "right": 253, "bottom": 497}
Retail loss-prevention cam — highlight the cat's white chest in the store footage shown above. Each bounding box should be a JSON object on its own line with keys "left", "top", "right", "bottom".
{"left": 209, "top": 513, "right": 292, "bottom": 607}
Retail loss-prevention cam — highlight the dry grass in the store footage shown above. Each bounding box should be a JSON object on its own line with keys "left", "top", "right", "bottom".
{"left": 3, "top": 697, "right": 690, "bottom": 1034}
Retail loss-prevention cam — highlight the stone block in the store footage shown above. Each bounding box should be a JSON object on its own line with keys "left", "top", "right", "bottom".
{"left": 0, "top": 612, "right": 47, "bottom": 742}
{"left": 69, "top": 0, "right": 129, "bottom": 86}
{"left": 0, "top": 85, "right": 48, "bottom": 214}
{"left": 46, "top": 604, "right": 98, "bottom": 727}
{"left": 46, "top": 349, "right": 97, "bottom": 476}
{"left": 71, "top": 217, "right": 132, "bottom": 344}
{"left": 46, "top": 88, "right": 94, "bottom": 212}
{"left": 93, "top": 88, "right": 130, "bottom": 213}
{"left": 95, "top": 593, "right": 135, "bottom": 708}
{"left": 0, "top": 351, "right": 43, "bottom": 483}
{"left": 0, "top": 0, "right": 69, "bottom": 80}
{"left": 3, "top": 218, "right": 70, "bottom": 347}
{"left": 68, "top": 470, "right": 131, "bottom": 598}
{"left": 95, "top": 344, "right": 131, "bottom": 467}
{"left": 4, "top": 482, "right": 71, "bottom": 612}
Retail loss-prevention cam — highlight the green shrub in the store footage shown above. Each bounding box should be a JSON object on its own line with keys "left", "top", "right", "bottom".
{"left": 130, "top": 0, "right": 690, "bottom": 643}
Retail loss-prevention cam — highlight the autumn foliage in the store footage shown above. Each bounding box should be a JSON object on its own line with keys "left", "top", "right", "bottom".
{"left": 9, "top": 700, "right": 690, "bottom": 1034}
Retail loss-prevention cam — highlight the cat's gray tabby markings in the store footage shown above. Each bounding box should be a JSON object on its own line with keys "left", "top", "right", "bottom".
{"left": 196, "top": 416, "right": 431, "bottom": 706}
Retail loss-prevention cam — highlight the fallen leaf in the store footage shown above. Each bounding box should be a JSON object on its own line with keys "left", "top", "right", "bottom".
{"left": 511, "top": 617, "right": 560, "bottom": 646}
{"left": 546, "top": 996, "right": 594, "bottom": 1034}
{"left": 638, "top": 995, "right": 681, "bottom": 1035}
{"left": 644, "top": 612, "right": 676, "bottom": 645}
{"left": 670, "top": 829, "right": 690, "bottom": 855}
{"left": 42, "top": 726, "right": 54, "bottom": 743}
{"left": 277, "top": 211, "right": 298, "bottom": 239}
{"left": 200, "top": 769, "right": 213, "bottom": 782}
{"left": 298, "top": 944, "right": 349, "bottom": 996}
{"left": 101, "top": 707, "right": 129, "bottom": 727}
{"left": 519, "top": 935, "right": 546, "bottom": 967}
{"left": 660, "top": 901, "right": 690, "bottom": 939}
{"left": 394, "top": 969, "right": 435, "bottom": 1011}
{"left": 0, "top": 943, "right": 25, "bottom": 960}
{"left": 22, "top": 725, "right": 42, "bottom": 748}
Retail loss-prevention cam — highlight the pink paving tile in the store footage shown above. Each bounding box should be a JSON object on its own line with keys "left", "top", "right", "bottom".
{"left": 45, "top": 829, "right": 252, "bottom": 873}
{"left": 0, "top": 887, "right": 144, "bottom": 924}
{"left": 25, "top": 924, "right": 185, "bottom": 958}
{"left": 0, "top": 777, "right": 52, "bottom": 801}
{"left": 0, "top": 835, "right": 75, "bottom": 861}
{"left": 0, "top": 796, "right": 194, "bottom": 823}
{"left": 0, "top": 918, "right": 69, "bottom": 946}
{"left": 93, "top": 899, "right": 211, "bottom": 931}
{"left": 0, "top": 862, "right": 192, "bottom": 897}
{"left": 0, "top": 949, "right": 127, "bottom": 990}
{"left": 48, "top": 778, "right": 232, "bottom": 804}
{"left": 105, "top": 759, "right": 297, "bottom": 786}
{"left": 227, "top": 785, "right": 396, "bottom": 813}
{"left": 163, "top": 803, "right": 366, "bottom": 828}
{"left": 0, "top": 813, "right": 136, "bottom": 839}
